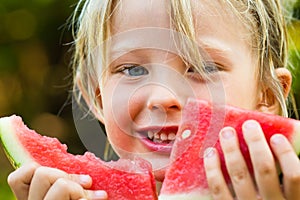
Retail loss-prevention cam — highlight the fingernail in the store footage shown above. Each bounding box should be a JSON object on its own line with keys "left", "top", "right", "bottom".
{"left": 221, "top": 128, "right": 234, "bottom": 139}
{"left": 79, "top": 175, "right": 91, "bottom": 185}
{"left": 204, "top": 147, "right": 215, "bottom": 158}
{"left": 271, "top": 134, "right": 285, "bottom": 145}
{"left": 93, "top": 190, "right": 108, "bottom": 199}
{"left": 243, "top": 120, "right": 259, "bottom": 130}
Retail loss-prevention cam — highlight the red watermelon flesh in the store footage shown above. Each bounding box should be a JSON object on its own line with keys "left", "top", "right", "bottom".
{"left": 159, "top": 98, "right": 300, "bottom": 199}
{"left": 0, "top": 115, "right": 157, "bottom": 200}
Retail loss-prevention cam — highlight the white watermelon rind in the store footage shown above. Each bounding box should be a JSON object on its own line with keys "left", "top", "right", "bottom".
{"left": 1, "top": 113, "right": 300, "bottom": 200}
{"left": 0, "top": 115, "right": 33, "bottom": 168}
{"left": 159, "top": 192, "right": 211, "bottom": 200}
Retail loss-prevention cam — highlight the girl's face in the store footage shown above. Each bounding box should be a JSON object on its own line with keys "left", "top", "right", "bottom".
{"left": 98, "top": 0, "right": 261, "bottom": 181}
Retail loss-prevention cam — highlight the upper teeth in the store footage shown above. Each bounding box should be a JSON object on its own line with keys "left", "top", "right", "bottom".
{"left": 147, "top": 131, "right": 176, "bottom": 141}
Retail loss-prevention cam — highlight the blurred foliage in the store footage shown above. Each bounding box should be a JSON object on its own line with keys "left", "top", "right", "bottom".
{"left": 0, "top": 0, "right": 86, "bottom": 199}
{"left": 288, "top": 19, "right": 300, "bottom": 118}
{"left": 0, "top": 0, "right": 299, "bottom": 199}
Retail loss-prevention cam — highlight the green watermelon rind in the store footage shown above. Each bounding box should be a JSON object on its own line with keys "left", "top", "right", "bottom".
{"left": 0, "top": 115, "right": 33, "bottom": 168}
{"left": 292, "top": 125, "right": 300, "bottom": 155}
{"left": 0, "top": 115, "right": 159, "bottom": 200}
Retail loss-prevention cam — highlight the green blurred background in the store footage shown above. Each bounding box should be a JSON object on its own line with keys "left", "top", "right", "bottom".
{"left": 0, "top": 0, "right": 299, "bottom": 199}
{"left": 0, "top": 0, "right": 87, "bottom": 199}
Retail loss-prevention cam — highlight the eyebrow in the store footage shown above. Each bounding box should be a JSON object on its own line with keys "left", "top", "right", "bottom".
{"left": 108, "top": 47, "right": 152, "bottom": 65}
{"left": 198, "top": 39, "right": 234, "bottom": 66}
{"left": 109, "top": 37, "right": 234, "bottom": 66}
{"left": 109, "top": 47, "right": 139, "bottom": 58}
{"left": 200, "top": 39, "right": 232, "bottom": 55}
{"left": 108, "top": 45, "right": 178, "bottom": 64}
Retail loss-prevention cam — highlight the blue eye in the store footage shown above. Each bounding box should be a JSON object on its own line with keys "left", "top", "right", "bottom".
{"left": 121, "top": 65, "right": 149, "bottom": 76}
{"left": 187, "top": 62, "right": 219, "bottom": 74}
{"left": 204, "top": 63, "right": 219, "bottom": 74}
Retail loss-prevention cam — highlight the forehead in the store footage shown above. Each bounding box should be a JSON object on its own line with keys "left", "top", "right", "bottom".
{"left": 109, "top": 0, "right": 252, "bottom": 60}
{"left": 111, "top": 0, "right": 171, "bottom": 32}
{"left": 111, "top": 0, "right": 249, "bottom": 35}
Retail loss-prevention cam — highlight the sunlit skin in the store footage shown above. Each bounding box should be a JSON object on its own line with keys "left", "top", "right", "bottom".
{"left": 6, "top": 0, "right": 300, "bottom": 199}
{"left": 100, "top": 0, "right": 260, "bottom": 182}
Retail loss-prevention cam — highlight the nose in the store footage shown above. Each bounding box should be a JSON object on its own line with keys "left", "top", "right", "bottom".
{"left": 147, "top": 86, "right": 182, "bottom": 112}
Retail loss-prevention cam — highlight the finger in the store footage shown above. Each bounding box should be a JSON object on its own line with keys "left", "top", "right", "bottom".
{"left": 7, "top": 162, "right": 39, "bottom": 200}
{"left": 44, "top": 178, "right": 107, "bottom": 200}
{"left": 270, "top": 134, "right": 300, "bottom": 200}
{"left": 204, "top": 147, "right": 233, "bottom": 200}
{"left": 28, "top": 166, "right": 92, "bottom": 200}
{"left": 243, "top": 120, "right": 284, "bottom": 200}
{"left": 219, "top": 127, "right": 257, "bottom": 200}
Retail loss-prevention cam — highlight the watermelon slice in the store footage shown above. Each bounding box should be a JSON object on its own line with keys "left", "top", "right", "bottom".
{"left": 159, "top": 98, "right": 300, "bottom": 200}
{"left": 2, "top": 100, "right": 300, "bottom": 200}
{"left": 0, "top": 115, "right": 157, "bottom": 200}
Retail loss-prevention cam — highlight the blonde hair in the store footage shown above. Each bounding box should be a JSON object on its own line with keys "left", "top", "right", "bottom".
{"left": 71, "top": 0, "right": 292, "bottom": 117}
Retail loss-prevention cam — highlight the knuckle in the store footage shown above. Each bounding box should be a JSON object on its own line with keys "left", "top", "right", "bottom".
{"left": 256, "top": 161, "right": 274, "bottom": 177}
{"left": 67, "top": 173, "right": 80, "bottom": 182}
{"left": 83, "top": 190, "right": 93, "bottom": 199}
{"left": 52, "top": 178, "right": 85, "bottom": 199}
{"left": 7, "top": 163, "right": 38, "bottom": 186}
{"left": 206, "top": 172, "right": 225, "bottom": 196}
{"left": 34, "top": 166, "right": 50, "bottom": 179}
{"left": 230, "top": 167, "right": 248, "bottom": 184}
{"left": 247, "top": 133, "right": 262, "bottom": 143}
{"left": 210, "top": 183, "right": 223, "bottom": 196}
{"left": 224, "top": 153, "right": 249, "bottom": 184}
{"left": 55, "top": 178, "right": 70, "bottom": 190}
{"left": 285, "top": 171, "right": 300, "bottom": 185}
{"left": 7, "top": 171, "right": 18, "bottom": 186}
{"left": 279, "top": 146, "right": 294, "bottom": 156}
{"left": 223, "top": 144, "right": 237, "bottom": 154}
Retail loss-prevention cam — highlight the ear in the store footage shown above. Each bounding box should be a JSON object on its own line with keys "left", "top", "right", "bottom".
{"left": 257, "top": 68, "right": 292, "bottom": 114}
{"left": 76, "top": 74, "right": 105, "bottom": 124}
{"left": 275, "top": 68, "right": 292, "bottom": 99}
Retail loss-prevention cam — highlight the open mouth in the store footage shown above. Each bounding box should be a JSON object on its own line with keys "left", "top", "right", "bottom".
{"left": 138, "top": 126, "right": 178, "bottom": 153}
{"left": 146, "top": 130, "right": 176, "bottom": 143}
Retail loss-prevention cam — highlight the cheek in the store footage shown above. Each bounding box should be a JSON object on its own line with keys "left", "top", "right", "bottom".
{"left": 102, "top": 91, "right": 132, "bottom": 138}
{"left": 101, "top": 79, "right": 148, "bottom": 149}
{"left": 102, "top": 81, "right": 148, "bottom": 126}
{"left": 222, "top": 78, "right": 259, "bottom": 110}
{"left": 189, "top": 80, "right": 227, "bottom": 105}
{"left": 102, "top": 99, "right": 138, "bottom": 154}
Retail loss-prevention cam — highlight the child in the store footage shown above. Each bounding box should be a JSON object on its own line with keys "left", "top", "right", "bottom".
{"left": 7, "top": 0, "right": 300, "bottom": 199}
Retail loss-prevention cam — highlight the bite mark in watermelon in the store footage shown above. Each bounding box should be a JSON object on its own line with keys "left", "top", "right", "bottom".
{"left": 2, "top": 99, "right": 300, "bottom": 200}
{"left": 0, "top": 115, "right": 157, "bottom": 200}
{"left": 159, "top": 98, "right": 300, "bottom": 200}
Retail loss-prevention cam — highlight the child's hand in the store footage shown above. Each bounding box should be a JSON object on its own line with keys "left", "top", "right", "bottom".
{"left": 7, "top": 163, "right": 108, "bottom": 200}
{"left": 204, "top": 120, "right": 300, "bottom": 200}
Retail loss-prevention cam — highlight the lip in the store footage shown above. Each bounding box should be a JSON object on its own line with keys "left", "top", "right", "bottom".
{"left": 137, "top": 126, "right": 178, "bottom": 154}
